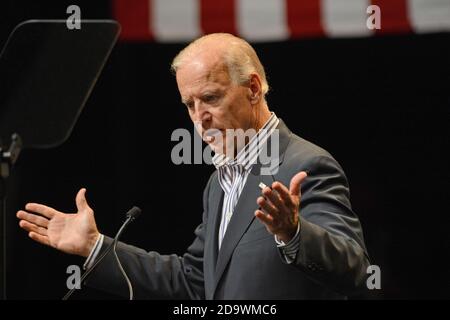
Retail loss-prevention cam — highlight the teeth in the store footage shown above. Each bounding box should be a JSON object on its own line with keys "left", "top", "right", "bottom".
{"left": 203, "top": 129, "right": 223, "bottom": 143}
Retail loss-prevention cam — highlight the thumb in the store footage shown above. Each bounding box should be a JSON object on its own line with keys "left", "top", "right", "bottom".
{"left": 75, "top": 188, "right": 92, "bottom": 212}
{"left": 289, "top": 171, "right": 308, "bottom": 196}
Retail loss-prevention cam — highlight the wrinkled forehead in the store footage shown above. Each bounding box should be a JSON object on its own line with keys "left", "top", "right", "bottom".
{"left": 176, "top": 54, "right": 231, "bottom": 90}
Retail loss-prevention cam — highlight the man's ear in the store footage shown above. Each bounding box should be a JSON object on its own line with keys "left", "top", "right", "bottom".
{"left": 248, "top": 73, "right": 262, "bottom": 105}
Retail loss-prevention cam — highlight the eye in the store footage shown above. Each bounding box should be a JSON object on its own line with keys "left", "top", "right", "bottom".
{"left": 184, "top": 101, "right": 194, "bottom": 110}
{"left": 202, "top": 94, "right": 219, "bottom": 104}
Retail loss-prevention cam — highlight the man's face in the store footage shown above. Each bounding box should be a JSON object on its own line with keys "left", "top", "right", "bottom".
{"left": 176, "top": 55, "right": 254, "bottom": 154}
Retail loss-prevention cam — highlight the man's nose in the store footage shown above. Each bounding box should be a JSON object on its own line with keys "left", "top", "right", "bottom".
{"left": 193, "top": 101, "right": 211, "bottom": 124}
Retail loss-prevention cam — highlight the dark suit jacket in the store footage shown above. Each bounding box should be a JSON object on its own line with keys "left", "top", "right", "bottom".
{"left": 87, "top": 120, "right": 371, "bottom": 299}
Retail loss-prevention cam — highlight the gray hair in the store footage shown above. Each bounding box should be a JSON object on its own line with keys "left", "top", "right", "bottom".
{"left": 171, "top": 33, "right": 269, "bottom": 96}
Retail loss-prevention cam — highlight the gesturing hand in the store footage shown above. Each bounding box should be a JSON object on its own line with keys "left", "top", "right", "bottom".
{"left": 255, "top": 171, "right": 307, "bottom": 243}
{"left": 16, "top": 188, "right": 100, "bottom": 257}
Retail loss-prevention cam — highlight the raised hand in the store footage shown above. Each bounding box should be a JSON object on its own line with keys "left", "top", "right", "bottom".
{"left": 255, "top": 171, "right": 307, "bottom": 243}
{"left": 16, "top": 188, "right": 100, "bottom": 257}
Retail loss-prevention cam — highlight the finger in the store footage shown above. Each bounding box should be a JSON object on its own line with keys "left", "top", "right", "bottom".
{"left": 254, "top": 209, "right": 274, "bottom": 226}
{"left": 76, "top": 188, "right": 92, "bottom": 212}
{"left": 25, "top": 203, "right": 57, "bottom": 219}
{"left": 28, "top": 232, "right": 51, "bottom": 246}
{"left": 257, "top": 196, "right": 279, "bottom": 216}
{"left": 262, "top": 186, "right": 288, "bottom": 212}
{"left": 289, "top": 171, "right": 308, "bottom": 196}
{"left": 16, "top": 210, "right": 49, "bottom": 228}
{"left": 19, "top": 220, "right": 48, "bottom": 237}
{"left": 272, "top": 182, "right": 296, "bottom": 208}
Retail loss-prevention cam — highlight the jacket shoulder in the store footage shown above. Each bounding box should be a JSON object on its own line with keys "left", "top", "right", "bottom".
{"left": 285, "top": 133, "right": 335, "bottom": 164}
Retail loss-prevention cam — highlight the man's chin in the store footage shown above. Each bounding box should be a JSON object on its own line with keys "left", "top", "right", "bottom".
{"left": 207, "top": 142, "right": 224, "bottom": 154}
{"left": 208, "top": 144, "right": 237, "bottom": 159}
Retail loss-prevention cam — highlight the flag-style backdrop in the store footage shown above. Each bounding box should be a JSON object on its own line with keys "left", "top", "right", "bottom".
{"left": 113, "top": 0, "right": 450, "bottom": 42}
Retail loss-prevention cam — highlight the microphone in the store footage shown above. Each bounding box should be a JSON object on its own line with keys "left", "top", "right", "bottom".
{"left": 126, "top": 206, "right": 142, "bottom": 220}
{"left": 62, "top": 206, "right": 142, "bottom": 300}
{"left": 111, "top": 206, "right": 142, "bottom": 300}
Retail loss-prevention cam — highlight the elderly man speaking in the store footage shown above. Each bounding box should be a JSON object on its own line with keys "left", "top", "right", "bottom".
{"left": 16, "top": 33, "right": 370, "bottom": 299}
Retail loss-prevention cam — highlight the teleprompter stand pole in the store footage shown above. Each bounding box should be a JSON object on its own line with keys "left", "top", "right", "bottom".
{"left": 0, "top": 133, "right": 22, "bottom": 300}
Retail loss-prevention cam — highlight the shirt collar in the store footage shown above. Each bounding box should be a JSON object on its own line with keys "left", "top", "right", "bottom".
{"left": 212, "top": 113, "right": 279, "bottom": 171}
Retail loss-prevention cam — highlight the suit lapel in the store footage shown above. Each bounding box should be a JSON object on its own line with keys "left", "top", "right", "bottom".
{"left": 208, "top": 118, "right": 293, "bottom": 298}
{"left": 212, "top": 172, "right": 274, "bottom": 295}
{"left": 204, "top": 175, "right": 223, "bottom": 299}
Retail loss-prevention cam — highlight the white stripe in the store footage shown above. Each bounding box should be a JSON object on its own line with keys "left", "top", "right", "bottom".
{"left": 322, "top": 0, "right": 373, "bottom": 37}
{"left": 408, "top": 0, "right": 450, "bottom": 33}
{"left": 152, "top": 0, "right": 201, "bottom": 42}
{"left": 237, "top": 0, "right": 289, "bottom": 42}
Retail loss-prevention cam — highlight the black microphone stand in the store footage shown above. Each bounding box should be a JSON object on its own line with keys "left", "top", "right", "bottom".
{"left": 0, "top": 133, "right": 22, "bottom": 300}
{"left": 62, "top": 206, "right": 141, "bottom": 300}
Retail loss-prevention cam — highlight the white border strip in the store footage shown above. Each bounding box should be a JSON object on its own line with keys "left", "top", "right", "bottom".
{"left": 237, "top": 0, "right": 289, "bottom": 42}
{"left": 408, "top": 0, "right": 450, "bottom": 33}
{"left": 152, "top": 0, "right": 201, "bottom": 42}
{"left": 322, "top": 0, "right": 373, "bottom": 37}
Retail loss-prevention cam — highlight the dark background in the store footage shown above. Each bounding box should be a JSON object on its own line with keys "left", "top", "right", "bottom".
{"left": 1, "top": 0, "right": 449, "bottom": 299}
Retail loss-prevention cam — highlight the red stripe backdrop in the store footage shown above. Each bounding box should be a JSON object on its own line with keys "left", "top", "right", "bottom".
{"left": 201, "top": 0, "right": 237, "bottom": 35}
{"left": 286, "top": 0, "right": 324, "bottom": 38}
{"left": 111, "top": 0, "right": 447, "bottom": 42}
{"left": 113, "top": 0, "right": 153, "bottom": 41}
{"left": 372, "top": 0, "right": 411, "bottom": 35}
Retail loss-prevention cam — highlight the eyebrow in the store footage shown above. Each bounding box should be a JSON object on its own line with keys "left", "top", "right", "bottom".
{"left": 181, "top": 89, "right": 221, "bottom": 104}
{"left": 201, "top": 91, "right": 220, "bottom": 96}
{"left": 181, "top": 97, "right": 191, "bottom": 104}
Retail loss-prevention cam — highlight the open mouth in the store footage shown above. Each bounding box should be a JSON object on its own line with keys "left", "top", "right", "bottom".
{"left": 195, "top": 122, "right": 223, "bottom": 142}
{"left": 203, "top": 129, "right": 224, "bottom": 143}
